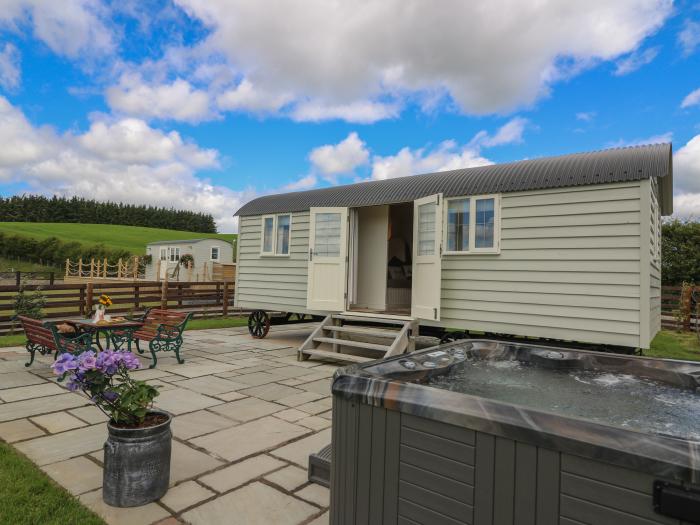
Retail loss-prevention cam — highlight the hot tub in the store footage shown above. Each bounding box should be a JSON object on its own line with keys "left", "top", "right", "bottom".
{"left": 330, "top": 340, "right": 700, "bottom": 525}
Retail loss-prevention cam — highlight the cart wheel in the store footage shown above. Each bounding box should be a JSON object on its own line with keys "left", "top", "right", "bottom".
{"left": 248, "top": 310, "right": 271, "bottom": 339}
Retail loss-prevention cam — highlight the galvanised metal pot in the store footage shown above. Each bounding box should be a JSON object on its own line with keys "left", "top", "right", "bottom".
{"left": 102, "top": 410, "right": 172, "bottom": 507}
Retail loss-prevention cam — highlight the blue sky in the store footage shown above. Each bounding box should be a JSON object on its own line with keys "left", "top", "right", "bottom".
{"left": 0, "top": 0, "right": 698, "bottom": 231}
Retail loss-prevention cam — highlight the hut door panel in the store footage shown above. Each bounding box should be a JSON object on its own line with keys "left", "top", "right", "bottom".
{"left": 411, "top": 194, "right": 443, "bottom": 321}
{"left": 307, "top": 207, "right": 349, "bottom": 311}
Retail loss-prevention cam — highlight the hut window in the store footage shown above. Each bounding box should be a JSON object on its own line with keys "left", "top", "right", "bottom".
{"left": 276, "top": 214, "right": 291, "bottom": 255}
{"left": 159, "top": 248, "right": 167, "bottom": 261}
{"left": 475, "top": 198, "right": 495, "bottom": 248}
{"left": 417, "top": 202, "right": 437, "bottom": 256}
{"left": 261, "top": 214, "right": 292, "bottom": 256}
{"left": 262, "top": 216, "right": 274, "bottom": 254}
{"left": 211, "top": 246, "right": 220, "bottom": 261}
{"left": 446, "top": 198, "right": 470, "bottom": 252}
{"left": 314, "top": 212, "right": 341, "bottom": 257}
{"left": 168, "top": 247, "right": 180, "bottom": 262}
{"left": 444, "top": 194, "right": 500, "bottom": 254}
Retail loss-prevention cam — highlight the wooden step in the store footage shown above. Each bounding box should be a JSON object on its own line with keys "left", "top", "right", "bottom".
{"left": 312, "top": 337, "right": 390, "bottom": 353}
{"left": 300, "top": 348, "right": 373, "bottom": 364}
{"left": 323, "top": 325, "right": 399, "bottom": 338}
{"left": 333, "top": 313, "right": 409, "bottom": 325}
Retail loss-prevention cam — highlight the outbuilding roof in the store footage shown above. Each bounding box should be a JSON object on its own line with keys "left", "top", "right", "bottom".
{"left": 235, "top": 143, "right": 673, "bottom": 217}
{"left": 146, "top": 239, "right": 209, "bottom": 246}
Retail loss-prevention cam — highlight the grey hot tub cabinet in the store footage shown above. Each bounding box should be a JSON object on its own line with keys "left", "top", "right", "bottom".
{"left": 330, "top": 341, "right": 700, "bottom": 525}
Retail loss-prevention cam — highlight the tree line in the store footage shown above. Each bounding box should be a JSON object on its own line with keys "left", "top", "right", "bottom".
{"left": 0, "top": 195, "right": 217, "bottom": 233}
{"left": 0, "top": 232, "right": 138, "bottom": 269}
{"left": 661, "top": 219, "right": 700, "bottom": 286}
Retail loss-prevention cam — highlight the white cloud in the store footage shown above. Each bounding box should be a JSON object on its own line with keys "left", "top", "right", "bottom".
{"left": 0, "top": 43, "right": 20, "bottom": 90}
{"left": 614, "top": 46, "right": 660, "bottom": 75}
{"left": 681, "top": 88, "right": 700, "bottom": 109}
{"left": 0, "top": 96, "right": 245, "bottom": 232}
{"left": 576, "top": 111, "right": 596, "bottom": 122}
{"left": 469, "top": 117, "right": 528, "bottom": 148}
{"left": 678, "top": 19, "right": 700, "bottom": 56}
{"left": 291, "top": 100, "right": 400, "bottom": 124}
{"left": 371, "top": 141, "right": 493, "bottom": 181}
{"left": 216, "top": 79, "right": 292, "bottom": 113}
{"left": 672, "top": 193, "right": 700, "bottom": 218}
{"left": 106, "top": 74, "right": 213, "bottom": 123}
{"left": 309, "top": 132, "right": 370, "bottom": 177}
{"left": 174, "top": 0, "right": 672, "bottom": 117}
{"left": 0, "top": 0, "right": 114, "bottom": 58}
{"left": 674, "top": 134, "right": 700, "bottom": 195}
{"left": 283, "top": 174, "right": 317, "bottom": 191}
{"left": 607, "top": 132, "right": 673, "bottom": 148}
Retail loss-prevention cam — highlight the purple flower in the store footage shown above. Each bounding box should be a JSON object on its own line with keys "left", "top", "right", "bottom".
{"left": 102, "top": 391, "right": 119, "bottom": 402}
{"left": 118, "top": 351, "right": 140, "bottom": 370}
{"left": 78, "top": 351, "right": 97, "bottom": 372}
{"left": 65, "top": 374, "right": 81, "bottom": 392}
{"left": 52, "top": 353, "right": 79, "bottom": 375}
{"left": 96, "top": 350, "right": 118, "bottom": 375}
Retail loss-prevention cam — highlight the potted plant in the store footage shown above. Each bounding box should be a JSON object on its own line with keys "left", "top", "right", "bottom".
{"left": 52, "top": 350, "right": 171, "bottom": 507}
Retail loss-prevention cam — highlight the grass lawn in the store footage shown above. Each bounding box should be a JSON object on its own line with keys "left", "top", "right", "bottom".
{"left": 0, "top": 222, "right": 235, "bottom": 255}
{"left": 0, "top": 316, "right": 249, "bottom": 348}
{"left": 644, "top": 329, "right": 700, "bottom": 361}
{"left": 0, "top": 442, "right": 105, "bottom": 525}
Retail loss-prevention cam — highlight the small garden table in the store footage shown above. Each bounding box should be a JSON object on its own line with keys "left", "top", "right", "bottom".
{"left": 69, "top": 319, "right": 144, "bottom": 352}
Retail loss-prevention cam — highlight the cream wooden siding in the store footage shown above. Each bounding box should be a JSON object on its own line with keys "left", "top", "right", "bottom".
{"left": 234, "top": 211, "right": 310, "bottom": 311}
{"left": 649, "top": 178, "right": 662, "bottom": 341}
{"left": 440, "top": 182, "right": 644, "bottom": 348}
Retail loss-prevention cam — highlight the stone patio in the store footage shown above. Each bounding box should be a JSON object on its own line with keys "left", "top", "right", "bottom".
{"left": 0, "top": 324, "right": 335, "bottom": 525}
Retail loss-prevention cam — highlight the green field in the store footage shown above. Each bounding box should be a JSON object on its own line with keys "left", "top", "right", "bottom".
{"left": 0, "top": 222, "right": 235, "bottom": 254}
{"left": 0, "top": 257, "right": 60, "bottom": 273}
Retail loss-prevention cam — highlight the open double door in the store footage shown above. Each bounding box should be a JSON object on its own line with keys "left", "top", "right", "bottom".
{"left": 306, "top": 194, "right": 443, "bottom": 322}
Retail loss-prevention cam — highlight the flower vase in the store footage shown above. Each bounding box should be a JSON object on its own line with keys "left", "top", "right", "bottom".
{"left": 94, "top": 305, "right": 105, "bottom": 323}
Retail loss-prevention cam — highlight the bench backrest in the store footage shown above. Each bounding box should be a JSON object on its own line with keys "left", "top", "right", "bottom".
{"left": 17, "top": 316, "right": 57, "bottom": 351}
{"left": 141, "top": 309, "right": 190, "bottom": 332}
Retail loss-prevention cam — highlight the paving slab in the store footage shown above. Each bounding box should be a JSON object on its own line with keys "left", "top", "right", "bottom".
{"left": 0, "top": 418, "right": 45, "bottom": 442}
{"left": 171, "top": 410, "right": 237, "bottom": 440}
{"left": 159, "top": 480, "right": 215, "bottom": 513}
{"left": 209, "top": 397, "right": 283, "bottom": 422}
{"left": 42, "top": 456, "right": 103, "bottom": 495}
{"left": 271, "top": 428, "right": 332, "bottom": 467}
{"left": 31, "top": 412, "right": 87, "bottom": 433}
{"left": 174, "top": 376, "right": 248, "bottom": 396}
{"left": 308, "top": 511, "right": 330, "bottom": 525}
{"left": 191, "top": 416, "right": 310, "bottom": 462}
{"left": 0, "top": 382, "right": 65, "bottom": 402}
{"left": 297, "top": 416, "right": 332, "bottom": 431}
{"left": 295, "top": 483, "right": 330, "bottom": 507}
{"left": 154, "top": 388, "right": 222, "bottom": 415}
{"left": 298, "top": 378, "right": 332, "bottom": 395}
{"left": 274, "top": 408, "right": 308, "bottom": 422}
{"left": 160, "top": 362, "right": 240, "bottom": 378}
{"left": 69, "top": 405, "right": 109, "bottom": 424}
{"left": 199, "top": 454, "right": 286, "bottom": 493}
{"left": 182, "top": 481, "right": 317, "bottom": 525}
{"left": 15, "top": 423, "right": 107, "bottom": 466}
{"left": 275, "top": 391, "right": 326, "bottom": 408}
{"left": 214, "top": 390, "right": 247, "bottom": 402}
{"left": 80, "top": 489, "right": 170, "bottom": 525}
{"left": 264, "top": 464, "right": 309, "bottom": 492}
{"left": 0, "top": 392, "right": 87, "bottom": 423}
{"left": 238, "top": 383, "right": 305, "bottom": 402}
{"left": 232, "top": 371, "right": 285, "bottom": 387}
{"left": 170, "top": 440, "right": 224, "bottom": 485}
{"left": 295, "top": 398, "right": 333, "bottom": 415}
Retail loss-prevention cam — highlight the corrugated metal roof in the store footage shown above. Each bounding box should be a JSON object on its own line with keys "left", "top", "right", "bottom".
{"left": 235, "top": 143, "right": 673, "bottom": 217}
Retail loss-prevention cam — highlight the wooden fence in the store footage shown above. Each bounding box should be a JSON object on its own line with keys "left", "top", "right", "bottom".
{"left": 661, "top": 285, "right": 699, "bottom": 331}
{"left": 0, "top": 280, "right": 235, "bottom": 336}
{"left": 0, "top": 271, "right": 56, "bottom": 286}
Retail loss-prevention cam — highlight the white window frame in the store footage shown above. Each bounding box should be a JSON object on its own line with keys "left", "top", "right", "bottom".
{"left": 260, "top": 213, "right": 293, "bottom": 257}
{"left": 210, "top": 246, "right": 220, "bottom": 261}
{"left": 159, "top": 247, "right": 167, "bottom": 261}
{"left": 167, "top": 246, "right": 181, "bottom": 262}
{"left": 443, "top": 194, "right": 501, "bottom": 255}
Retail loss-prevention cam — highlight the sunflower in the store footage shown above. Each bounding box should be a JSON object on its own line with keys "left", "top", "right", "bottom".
{"left": 98, "top": 294, "right": 113, "bottom": 307}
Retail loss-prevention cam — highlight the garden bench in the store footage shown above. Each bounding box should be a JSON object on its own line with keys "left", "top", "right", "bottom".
{"left": 18, "top": 316, "right": 94, "bottom": 367}
{"left": 128, "top": 309, "right": 192, "bottom": 369}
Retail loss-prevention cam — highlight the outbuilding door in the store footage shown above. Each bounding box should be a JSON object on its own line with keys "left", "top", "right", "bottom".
{"left": 411, "top": 194, "right": 443, "bottom": 321}
{"left": 307, "top": 207, "right": 349, "bottom": 311}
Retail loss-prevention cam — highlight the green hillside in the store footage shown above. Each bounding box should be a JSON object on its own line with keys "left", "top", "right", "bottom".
{"left": 0, "top": 222, "right": 235, "bottom": 255}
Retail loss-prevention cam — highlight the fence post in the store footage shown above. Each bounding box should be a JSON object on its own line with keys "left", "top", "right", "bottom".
{"left": 117, "top": 258, "right": 122, "bottom": 279}
{"left": 78, "top": 258, "right": 83, "bottom": 278}
{"left": 65, "top": 259, "right": 70, "bottom": 279}
{"left": 79, "top": 285, "right": 85, "bottom": 316}
{"left": 15, "top": 271, "right": 20, "bottom": 287}
{"left": 134, "top": 285, "right": 140, "bottom": 310}
{"left": 161, "top": 273, "right": 169, "bottom": 310}
{"left": 49, "top": 272, "right": 54, "bottom": 286}
{"left": 103, "top": 258, "right": 107, "bottom": 279}
{"left": 177, "top": 284, "right": 183, "bottom": 307}
{"left": 222, "top": 281, "right": 230, "bottom": 316}
{"left": 86, "top": 282, "right": 94, "bottom": 316}
{"left": 133, "top": 257, "right": 139, "bottom": 280}
{"left": 90, "top": 259, "right": 95, "bottom": 278}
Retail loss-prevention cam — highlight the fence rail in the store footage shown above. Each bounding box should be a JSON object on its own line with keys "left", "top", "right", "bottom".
{"left": 661, "top": 285, "right": 699, "bottom": 331}
{"left": 0, "top": 271, "right": 56, "bottom": 285}
{"left": 0, "top": 280, "right": 235, "bottom": 336}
